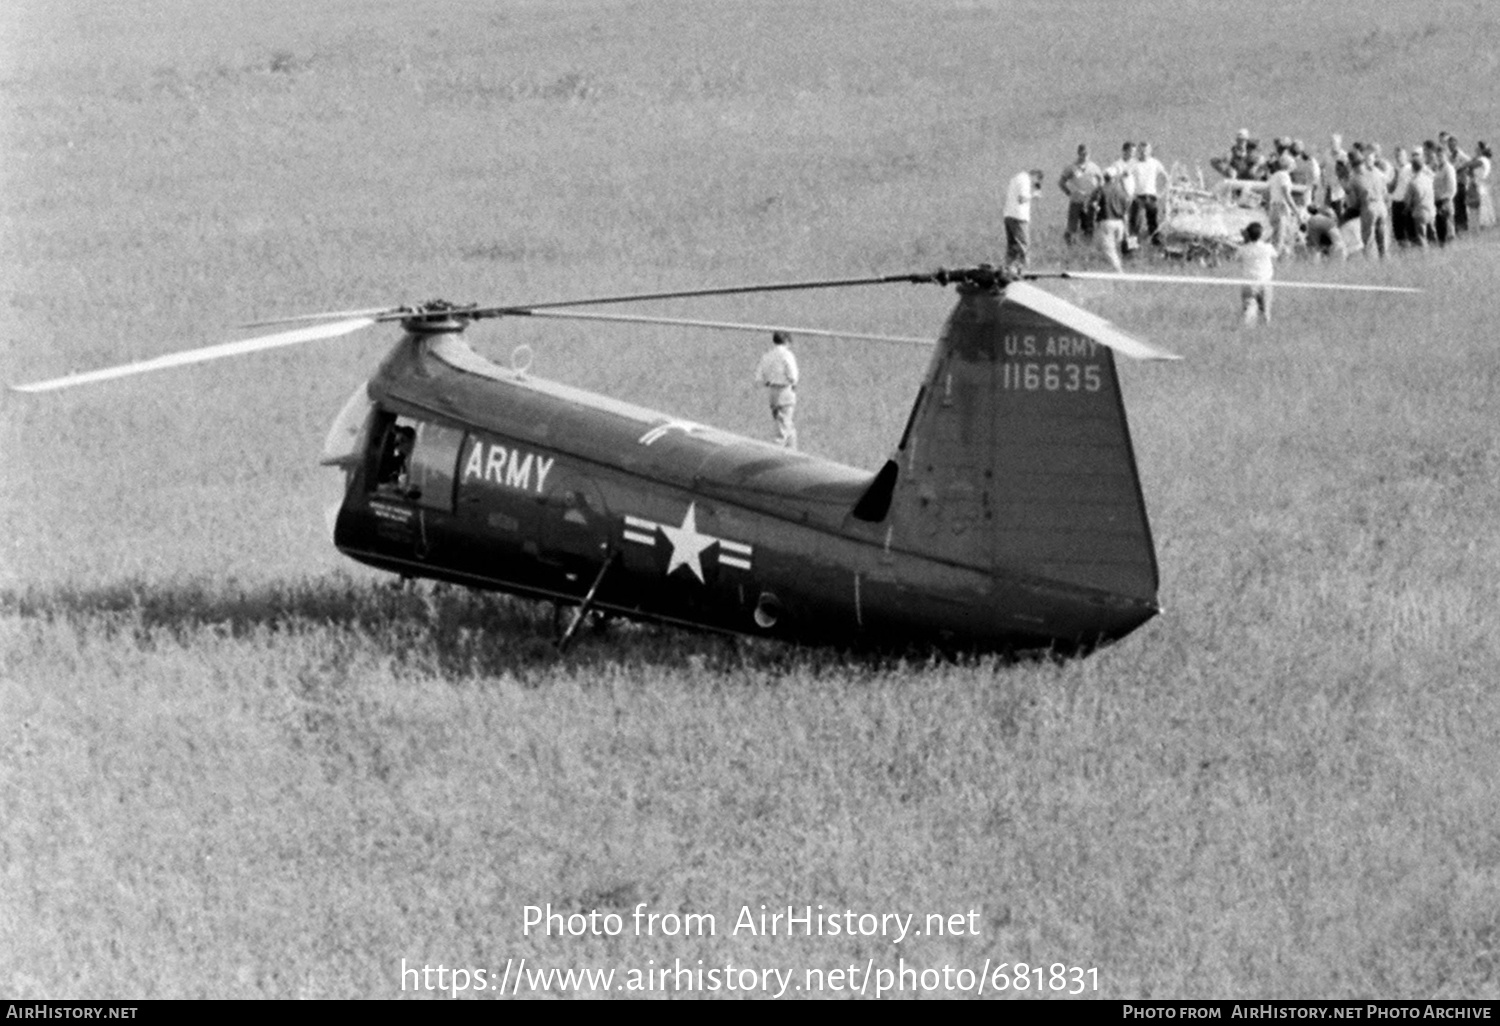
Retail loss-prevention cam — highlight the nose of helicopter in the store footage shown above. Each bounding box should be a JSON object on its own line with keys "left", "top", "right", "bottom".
{"left": 324, "top": 496, "right": 342, "bottom": 542}
{"left": 319, "top": 381, "right": 374, "bottom": 544}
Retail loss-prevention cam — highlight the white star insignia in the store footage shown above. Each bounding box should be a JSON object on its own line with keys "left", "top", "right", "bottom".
{"left": 622, "top": 505, "right": 753, "bottom": 579}
{"left": 659, "top": 502, "right": 716, "bottom": 582}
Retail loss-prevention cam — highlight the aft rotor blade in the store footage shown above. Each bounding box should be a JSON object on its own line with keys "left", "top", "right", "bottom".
{"left": 10, "top": 317, "right": 377, "bottom": 394}
{"left": 1005, "top": 282, "right": 1181, "bottom": 360}
{"left": 1039, "top": 270, "right": 1422, "bottom": 293}
{"left": 520, "top": 309, "right": 933, "bottom": 346}
{"left": 474, "top": 272, "right": 932, "bottom": 317}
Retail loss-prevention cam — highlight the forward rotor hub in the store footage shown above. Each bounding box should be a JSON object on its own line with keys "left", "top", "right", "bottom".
{"left": 396, "top": 299, "right": 477, "bottom": 334}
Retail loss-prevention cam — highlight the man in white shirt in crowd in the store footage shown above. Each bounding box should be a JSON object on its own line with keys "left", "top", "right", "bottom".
{"left": 1128, "top": 141, "right": 1168, "bottom": 246}
{"left": 1348, "top": 150, "right": 1391, "bottom": 259}
{"left": 755, "top": 331, "right": 800, "bottom": 449}
{"left": 1003, "top": 168, "right": 1045, "bottom": 272}
{"left": 1265, "top": 154, "right": 1299, "bottom": 255}
{"left": 1109, "top": 141, "right": 1138, "bottom": 197}
{"left": 1324, "top": 133, "right": 1349, "bottom": 214}
{"left": 1289, "top": 139, "right": 1321, "bottom": 215}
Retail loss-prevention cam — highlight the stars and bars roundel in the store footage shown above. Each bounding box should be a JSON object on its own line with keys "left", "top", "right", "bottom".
{"left": 622, "top": 503, "right": 753, "bottom": 582}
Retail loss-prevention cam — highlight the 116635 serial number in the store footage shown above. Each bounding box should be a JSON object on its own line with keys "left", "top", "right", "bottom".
{"left": 1001, "top": 361, "right": 1102, "bottom": 393}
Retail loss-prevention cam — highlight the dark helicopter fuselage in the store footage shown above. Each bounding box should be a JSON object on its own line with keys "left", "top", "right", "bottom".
{"left": 328, "top": 282, "right": 1162, "bottom": 654}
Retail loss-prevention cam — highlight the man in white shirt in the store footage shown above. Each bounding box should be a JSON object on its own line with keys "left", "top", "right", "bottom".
{"left": 1003, "top": 168, "right": 1044, "bottom": 271}
{"left": 1289, "top": 139, "right": 1321, "bottom": 217}
{"left": 1128, "top": 141, "right": 1168, "bottom": 245}
{"left": 1109, "top": 141, "right": 1139, "bottom": 199}
{"left": 1265, "top": 154, "right": 1299, "bottom": 254}
{"left": 1235, "top": 221, "right": 1278, "bottom": 327}
{"left": 1324, "top": 133, "right": 1349, "bottom": 213}
{"left": 755, "top": 331, "right": 800, "bottom": 449}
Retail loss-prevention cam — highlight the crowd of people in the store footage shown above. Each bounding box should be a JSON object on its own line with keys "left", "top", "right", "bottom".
{"left": 1207, "top": 128, "right": 1494, "bottom": 260}
{"left": 1001, "top": 128, "right": 1495, "bottom": 273}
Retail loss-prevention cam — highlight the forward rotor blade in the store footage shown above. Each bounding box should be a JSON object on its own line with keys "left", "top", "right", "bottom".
{"left": 1005, "top": 282, "right": 1181, "bottom": 360}
{"left": 239, "top": 307, "right": 398, "bottom": 329}
{"left": 11, "top": 317, "right": 377, "bottom": 394}
{"left": 1041, "top": 270, "right": 1422, "bottom": 293}
{"left": 520, "top": 309, "right": 933, "bottom": 346}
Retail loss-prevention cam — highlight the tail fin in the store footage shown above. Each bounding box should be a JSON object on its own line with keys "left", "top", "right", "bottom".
{"left": 879, "top": 280, "right": 1175, "bottom": 602}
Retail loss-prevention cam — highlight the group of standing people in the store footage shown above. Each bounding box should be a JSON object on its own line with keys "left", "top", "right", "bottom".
{"left": 1059, "top": 141, "right": 1170, "bottom": 271}
{"left": 1003, "top": 129, "right": 1494, "bottom": 274}
{"left": 1224, "top": 127, "right": 1494, "bottom": 328}
{"left": 1003, "top": 141, "right": 1170, "bottom": 273}
{"left": 1212, "top": 129, "right": 1495, "bottom": 261}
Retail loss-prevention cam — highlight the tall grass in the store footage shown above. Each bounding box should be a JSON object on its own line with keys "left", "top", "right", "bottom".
{"left": 3, "top": 0, "right": 1499, "bottom": 1000}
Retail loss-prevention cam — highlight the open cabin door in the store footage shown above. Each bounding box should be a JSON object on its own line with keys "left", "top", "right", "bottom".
{"left": 366, "top": 412, "right": 465, "bottom": 560}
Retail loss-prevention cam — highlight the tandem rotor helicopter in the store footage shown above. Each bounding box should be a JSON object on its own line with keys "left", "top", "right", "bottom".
{"left": 12, "top": 263, "right": 1416, "bottom": 655}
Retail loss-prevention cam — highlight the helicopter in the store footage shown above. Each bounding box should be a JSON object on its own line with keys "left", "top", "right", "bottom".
{"left": 11, "top": 264, "right": 1417, "bottom": 656}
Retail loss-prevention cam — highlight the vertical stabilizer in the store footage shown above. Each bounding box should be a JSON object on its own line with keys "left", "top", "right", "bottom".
{"left": 883, "top": 281, "right": 1167, "bottom": 603}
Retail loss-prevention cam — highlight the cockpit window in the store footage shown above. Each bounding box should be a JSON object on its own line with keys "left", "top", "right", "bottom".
{"left": 371, "top": 415, "right": 464, "bottom": 512}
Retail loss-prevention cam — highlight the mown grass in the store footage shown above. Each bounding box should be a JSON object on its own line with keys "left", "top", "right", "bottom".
{"left": 3, "top": 0, "right": 1500, "bottom": 1000}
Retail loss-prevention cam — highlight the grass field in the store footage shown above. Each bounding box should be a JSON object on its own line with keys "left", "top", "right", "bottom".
{"left": 4, "top": 0, "right": 1500, "bottom": 1000}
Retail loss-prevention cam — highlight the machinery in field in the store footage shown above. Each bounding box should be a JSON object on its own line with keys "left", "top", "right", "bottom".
{"left": 1158, "top": 163, "right": 1270, "bottom": 264}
